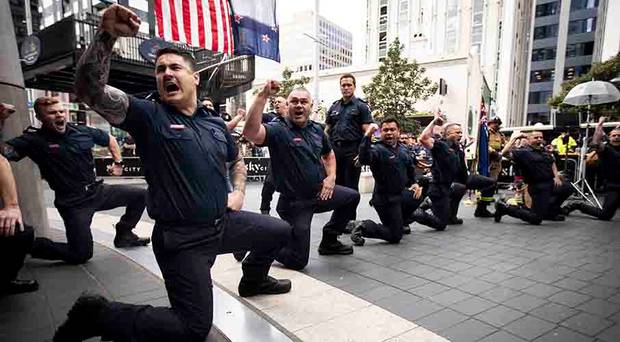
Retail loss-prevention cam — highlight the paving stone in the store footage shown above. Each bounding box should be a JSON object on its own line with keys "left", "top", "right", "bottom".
{"left": 526, "top": 271, "right": 567, "bottom": 284}
{"left": 429, "top": 289, "right": 473, "bottom": 306}
{"left": 553, "top": 277, "right": 589, "bottom": 292}
{"left": 576, "top": 298, "right": 620, "bottom": 318}
{"left": 408, "top": 282, "right": 452, "bottom": 299}
{"left": 533, "top": 327, "right": 593, "bottom": 342}
{"left": 478, "top": 286, "right": 523, "bottom": 304}
{"left": 521, "top": 283, "right": 563, "bottom": 299}
{"left": 477, "top": 330, "right": 528, "bottom": 342}
{"left": 441, "top": 319, "right": 497, "bottom": 342}
{"left": 597, "top": 324, "right": 620, "bottom": 342}
{"left": 451, "top": 296, "right": 497, "bottom": 316}
{"left": 504, "top": 315, "right": 556, "bottom": 341}
{"left": 568, "top": 269, "right": 604, "bottom": 282}
{"left": 502, "top": 293, "right": 548, "bottom": 313}
{"left": 439, "top": 261, "right": 474, "bottom": 273}
{"left": 422, "top": 269, "right": 458, "bottom": 282}
{"left": 548, "top": 290, "right": 592, "bottom": 308}
{"left": 436, "top": 274, "right": 474, "bottom": 287}
{"left": 578, "top": 284, "right": 619, "bottom": 300}
{"left": 560, "top": 312, "right": 614, "bottom": 336}
{"left": 375, "top": 294, "right": 443, "bottom": 321}
{"left": 474, "top": 305, "right": 525, "bottom": 328}
{"left": 530, "top": 302, "right": 580, "bottom": 323}
{"left": 480, "top": 271, "right": 516, "bottom": 284}
{"left": 459, "top": 279, "right": 496, "bottom": 295}
{"left": 500, "top": 277, "right": 538, "bottom": 291}
{"left": 608, "top": 293, "right": 620, "bottom": 304}
{"left": 417, "top": 308, "right": 468, "bottom": 331}
{"left": 460, "top": 266, "right": 493, "bottom": 278}
{"left": 358, "top": 286, "right": 411, "bottom": 303}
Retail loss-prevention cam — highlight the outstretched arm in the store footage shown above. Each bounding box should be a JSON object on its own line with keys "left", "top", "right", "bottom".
{"left": 420, "top": 113, "right": 443, "bottom": 149}
{"left": 74, "top": 4, "right": 140, "bottom": 125}
{"left": 592, "top": 116, "right": 606, "bottom": 149}
{"left": 0, "top": 155, "right": 22, "bottom": 237}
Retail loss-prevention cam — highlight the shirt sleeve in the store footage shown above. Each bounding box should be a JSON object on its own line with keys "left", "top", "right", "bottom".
{"left": 82, "top": 126, "right": 110, "bottom": 147}
{"left": 358, "top": 101, "right": 373, "bottom": 124}
{"left": 263, "top": 122, "right": 282, "bottom": 148}
{"left": 431, "top": 140, "right": 449, "bottom": 159}
{"left": 321, "top": 130, "right": 332, "bottom": 156}
{"left": 325, "top": 103, "right": 337, "bottom": 126}
{"left": 113, "top": 96, "right": 155, "bottom": 138}
{"left": 2, "top": 136, "right": 29, "bottom": 161}
{"left": 224, "top": 129, "right": 238, "bottom": 162}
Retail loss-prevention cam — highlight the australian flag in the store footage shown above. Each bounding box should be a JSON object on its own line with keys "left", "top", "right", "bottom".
{"left": 229, "top": 0, "right": 280, "bottom": 62}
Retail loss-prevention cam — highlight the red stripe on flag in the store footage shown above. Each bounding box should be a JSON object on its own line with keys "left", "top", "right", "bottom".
{"left": 219, "top": 0, "right": 229, "bottom": 53}
{"left": 207, "top": 0, "right": 219, "bottom": 51}
{"left": 223, "top": 0, "right": 233, "bottom": 53}
{"left": 182, "top": 0, "right": 192, "bottom": 45}
{"left": 196, "top": 0, "right": 205, "bottom": 48}
{"left": 168, "top": 0, "right": 180, "bottom": 41}
{"left": 154, "top": 0, "right": 164, "bottom": 38}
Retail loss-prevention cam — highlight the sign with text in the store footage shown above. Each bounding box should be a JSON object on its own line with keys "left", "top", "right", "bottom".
{"left": 95, "top": 157, "right": 271, "bottom": 177}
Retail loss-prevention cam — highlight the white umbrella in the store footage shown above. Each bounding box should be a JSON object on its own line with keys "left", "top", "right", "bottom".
{"left": 563, "top": 80, "right": 620, "bottom": 106}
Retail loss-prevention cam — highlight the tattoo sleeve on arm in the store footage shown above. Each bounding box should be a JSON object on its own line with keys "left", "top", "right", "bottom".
{"left": 0, "top": 142, "right": 21, "bottom": 161}
{"left": 75, "top": 31, "right": 128, "bottom": 125}
{"left": 228, "top": 153, "right": 247, "bottom": 194}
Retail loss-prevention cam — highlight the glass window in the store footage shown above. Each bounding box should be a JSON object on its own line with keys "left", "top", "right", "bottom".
{"left": 535, "top": 2, "right": 559, "bottom": 17}
{"left": 534, "top": 24, "right": 559, "bottom": 39}
{"left": 532, "top": 47, "right": 557, "bottom": 61}
{"left": 564, "top": 65, "right": 591, "bottom": 80}
{"left": 527, "top": 112, "right": 550, "bottom": 125}
{"left": 571, "top": 0, "right": 598, "bottom": 11}
{"left": 528, "top": 91, "right": 553, "bottom": 104}
{"left": 565, "top": 41, "right": 594, "bottom": 57}
{"left": 530, "top": 69, "right": 555, "bottom": 83}
{"left": 568, "top": 17, "right": 596, "bottom": 34}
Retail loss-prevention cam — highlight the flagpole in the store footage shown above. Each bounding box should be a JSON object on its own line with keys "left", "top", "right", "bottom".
{"left": 313, "top": 0, "right": 320, "bottom": 109}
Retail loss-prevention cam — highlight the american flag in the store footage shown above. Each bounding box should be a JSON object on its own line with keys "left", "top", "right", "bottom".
{"left": 153, "top": 0, "right": 234, "bottom": 54}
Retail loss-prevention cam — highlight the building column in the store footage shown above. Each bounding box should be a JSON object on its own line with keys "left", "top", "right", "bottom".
{"left": 0, "top": 1, "right": 49, "bottom": 233}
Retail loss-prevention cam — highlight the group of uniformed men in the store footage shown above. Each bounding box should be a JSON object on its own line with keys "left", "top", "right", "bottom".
{"left": 0, "top": 4, "right": 618, "bottom": 342}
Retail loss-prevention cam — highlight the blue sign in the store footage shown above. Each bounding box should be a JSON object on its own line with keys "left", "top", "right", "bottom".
{"left": 139, "top": 38, "right": 174, "bottom": 65}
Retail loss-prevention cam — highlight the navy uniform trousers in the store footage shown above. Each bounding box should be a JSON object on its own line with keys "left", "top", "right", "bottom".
{"left": 276, "top": 185, "right": 360, "bottom": 270}
{"left": 503, "top": 181, "right": 573, "bottom": 224}
{"left": 97, "top": 210, "right": 290, "bottom": 342}
{"left": 30, "top": 183, "right": 146, "bottom": 264}
{"left": 358, "top": 189, "right": 425, "bottom": 243}
{"left": 0, "top": 224, "right": 34, "bottom": 286}
{"left": 573, "top": 188, "right": 620, "bottom": 221}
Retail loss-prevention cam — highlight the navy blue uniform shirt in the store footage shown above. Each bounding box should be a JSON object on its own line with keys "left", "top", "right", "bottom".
{"left": 326, "top": 96, "right": 373, "bottom": 144}
{"left": 115, "top": 97, "right": 237, "bottom": 224}
{"left": 3, "top": 123, "right": 109, "bottom": 199}
{"left": 359, "top": 136, "right": 416, "bottom": 201}
{"left": 599, "top": 143, "right": 620, "bottom": 189}
{"left": 430, "top": 139, "right": 461, "bottom": 185}
{"left": 512, "top": 146, "right": 555, "bottom": 185}
{"left": 263, "top": 118, "right": 331, "bottom": 200}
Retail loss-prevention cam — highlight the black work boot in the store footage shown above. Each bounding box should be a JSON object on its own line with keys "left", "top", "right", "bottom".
{"left": 318, "top": 235, "right": 354, "bottom": 255}
{"left": 494, "top": 201, "right": 507, "bottom": 223}
{"left": 474, "top": 202, "right": 494, "bottom": 218}
{"left": 344, "top": 220, "right": 360, "bottom": 234}
{"left": 402, "top": 225, "right": 412, "bottom": 234}
{"left": 54, "top": 293, "right": 108, "bottom": 342}
{"left": 350, "top": 222, "right": 365, "bottom": 246}
{"left": 562, "top": 202, "right": 582, "bottom": 216}
{"left": 238, "top": 276, "right": 292, "bottom": 298}
{"left": 113, "top": 223, "right": 151, "bottom": 248}
{"left": 447, "top": 217, "right": 463, "bottom": 225}
{"left": 410, "top": 209, "right": 445, "bottom": 231}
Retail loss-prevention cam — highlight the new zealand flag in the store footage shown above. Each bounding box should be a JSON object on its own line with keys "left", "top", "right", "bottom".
{"left": 230, "top": 0, "right": 280, "bottom": 62}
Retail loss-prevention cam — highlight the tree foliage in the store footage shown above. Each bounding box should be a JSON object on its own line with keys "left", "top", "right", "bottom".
{"left": 362, "top": 38, "right": 438, "bottom": 133}
{"left": 549, "top": 53, "right": 620, "bottom": 119}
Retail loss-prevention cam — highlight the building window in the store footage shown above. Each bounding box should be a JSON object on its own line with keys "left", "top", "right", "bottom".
{"left": 571, "top": 0, "right": 599, "bottom": 11}
{"left": 528, "top": 91, "right": 553, "bottom": 104}
{"left": 534, "top": 24, "right": 559, "bottom": 39}
{"left": 445, "top": 0, "right": 459, "bottom": 54}
{"left": 535, "top": 2, "right": 559, "bottom": 17}
{"left": 527, "top": 112, "right": 550, "bottom": 125}
{"left": 471, "top": 0, "right": 484, "bottom": 50}
{"left": 568, "top": 18, "right": 596, "bottom": 34}
{"left": 564, "top": 65, "right": 591, "bottom": 80}
{"left": 530, "top": 69, "right": 555, "bottom": 83}
{"left": 532, "top": 47, "right": 557, "bottom": 61}
{"left": 566, "top": 41, "right": 594, "bottom": 57}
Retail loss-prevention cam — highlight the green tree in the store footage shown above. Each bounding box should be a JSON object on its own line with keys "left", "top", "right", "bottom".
{"left": 254, "top": 67, "right": 310, "bottom": 97}
{"left": 362, "top": 38, "right": 438, "bottom": 133}
{"left": 549, "top": 53, "right": 620, "bottom": 120}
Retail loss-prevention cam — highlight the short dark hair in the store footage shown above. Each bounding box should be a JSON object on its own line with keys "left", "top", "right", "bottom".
{"left": 340, "top": 73, "right": 356, "bottom": 86}
{"left": 33, "top": 96, "right": 60, "bottom": 117}
{"left": 443, "top": 123, "right": 461, "bottom": 135}
{"left": 155, "top": 47, "right": 196, "bottom": 71}
{"left": 380, "top": 117, "right": 400, "bottom": 129}
{"left": 201, "top": 96, "right": 214, "bottom": 103}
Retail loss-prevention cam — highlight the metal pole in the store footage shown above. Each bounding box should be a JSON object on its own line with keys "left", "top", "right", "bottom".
{"left": 313, "top": 0, "right": 320, "bottom": 108}
{"left": 0, "top": 0, "right": 49, "bottom": 232}
{"left": 24, "top": 0, "right": 33, "bottom": 35}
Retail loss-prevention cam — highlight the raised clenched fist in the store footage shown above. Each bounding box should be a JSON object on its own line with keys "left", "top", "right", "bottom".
{"left": 260, "top": 80, "right": 281, "bottom": 97}
{"left": 100, "top": 4, "right": 141, "bottom": 38}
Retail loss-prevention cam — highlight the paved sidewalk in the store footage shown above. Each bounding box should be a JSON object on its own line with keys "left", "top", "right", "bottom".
{"left": 0, "top": 229, "right": 227, "bottom": 342}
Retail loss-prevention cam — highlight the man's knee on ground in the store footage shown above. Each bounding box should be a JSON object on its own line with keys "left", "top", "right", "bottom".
{"left": 66, "top": 249, "right": 93, "bottom": 264}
